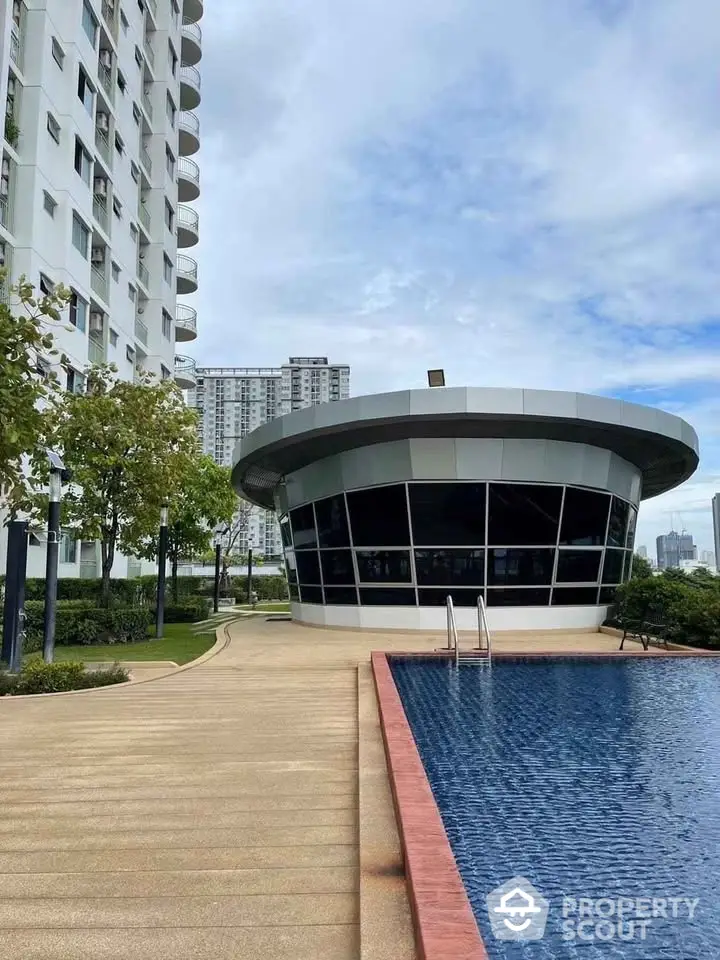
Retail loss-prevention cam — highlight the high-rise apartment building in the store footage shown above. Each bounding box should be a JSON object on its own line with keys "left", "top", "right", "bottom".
{"left": 713, "top": 495, "right": 720, "bottom": 573}
{"left": 189, "top": 358, "right": 351, "bottom": 557}
{"left": 656, "top": 531, "right": 696, "bottom": 570}
{"left": 0, "top": 0, "right": 202, "bottom": 577}
{"left": 700, "top": 549, "right": 716, "bottom": 569}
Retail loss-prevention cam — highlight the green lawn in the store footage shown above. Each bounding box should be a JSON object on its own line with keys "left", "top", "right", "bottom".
{"left": 53, "top": 623, "right": 217, "bottom": 665}
{"left": 235, "top": 601, "right": 290, "bottom": 612}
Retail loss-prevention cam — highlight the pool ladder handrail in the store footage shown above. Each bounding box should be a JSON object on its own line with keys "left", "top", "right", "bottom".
{"left": 446, "top": 595, "right": 492, "bottom": 666}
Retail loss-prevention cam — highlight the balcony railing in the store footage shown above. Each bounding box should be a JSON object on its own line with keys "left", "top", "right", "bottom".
{"left": 175, "top": 355, "right": 197, "bottom": 387}
{"left": 9, "top": 22, "right": 23, "bottom": 71}
{"left": 138, "top": 201, "right": 151, "bottom": 231}
{"left": 146, "top": 0, "right": 158, "bottom": 22}
{"left": 88, "top": 335, "right": 106, "bottom": 365}
{"left": 142, "top": 90, "right": 153, "bottom": 119}
{"left": 135, "top": 315, "right": 149, "bottom": 345}
{"left": 101, "top": 0, "right": 118, "bottom": 39}
{"left": 93, "top": 195, "right": 110, "bottom": 234}
{"left": 140, "top": 143, "right": 152, "bottom": 175}
{"left": 144, "top": 39, "right": 155, "bottom": 70}
{"left": 95, "top": 126, "right": 112, "bottom": 167}
{"left": 177, "top": 254, "right": 198, "bottom": 282}
{"left": 0, "top": 246, "right": 12, "bottom": 304}
{"left": 175, "top": 304, "right": 197, "bottom": 337}
{"left": 90, "top": 265, "right": 108, "bottom": 301}
{"left": 182, "top": 18, "right": 202, "bottom": 45}
{"left": 179, "top": 111, "right": 200, "bottom": 138}
{"left": 137, "top": 260, "right": 150, "bottom": 289}
{"left": 177, "top": 204, "right": 199, "bottom": 233}
{"left": 99, "top": 63, "right": 114, "bottom": 103}
{"left": 0, "top": 195, "right": 11, "bottom": 231}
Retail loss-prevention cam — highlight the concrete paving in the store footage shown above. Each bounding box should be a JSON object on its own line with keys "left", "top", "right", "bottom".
{"left": 0, "top": 618, "right": 633, "bottom": 959}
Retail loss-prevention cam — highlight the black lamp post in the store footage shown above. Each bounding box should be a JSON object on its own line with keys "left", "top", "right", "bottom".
{"left": 156, "top": 502, "right": 169, "bottom": 639}
{"left": 43, "top": 451, "right": 69, "bottom": 664}
{"left": 247, "top": 537, "right": 254, "bottom": 606}
{"left": 213, "top": 526, "right": 227, "bottom": 614}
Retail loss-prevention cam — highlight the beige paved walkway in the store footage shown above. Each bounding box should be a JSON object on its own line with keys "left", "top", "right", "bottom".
{"left": 0, "top": 620, "right": 630, "bottom": 959}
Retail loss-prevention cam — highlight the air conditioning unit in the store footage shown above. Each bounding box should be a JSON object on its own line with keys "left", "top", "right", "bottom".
{"left": 93, "top": 178, "right": 107, "bottom": 196}
{"left": 91, "top": 247, "right": 105, "bottom": 265}
{"left": 100, "top": 49, "right": 112, "bottom": 68}
{"left": 89, "top": 312, "right": 104, "bottom": 334}
{"left": 96, "top": 112, "right": 109, "bottom": 131}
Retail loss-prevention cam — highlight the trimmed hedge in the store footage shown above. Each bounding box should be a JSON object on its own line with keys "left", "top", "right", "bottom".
{"left": 24, "top": 602, "right": 152, "bottom": 648}
{"left": 20, "top": 575, "right": 289, "bottom": 605}
{"left": 1, "top": 657, "right": 129, "bottom": 696}
{"left": 610, "top": 574, "right": 720, "bottom": 649}
{"left": 154, "top": 598, "right": 211, "bottom": 623}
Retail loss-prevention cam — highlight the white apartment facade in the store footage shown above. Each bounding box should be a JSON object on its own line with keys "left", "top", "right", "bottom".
{"left": 189, "top": 358, "right": 351, "bottom": 558}
{"left": 0, "top": 0, "right": 202, "bottom": 578}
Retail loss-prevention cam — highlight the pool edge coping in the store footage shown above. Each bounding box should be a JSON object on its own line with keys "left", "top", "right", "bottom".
{"left": 371, "top": 650, "right": 490, "bottom": 960}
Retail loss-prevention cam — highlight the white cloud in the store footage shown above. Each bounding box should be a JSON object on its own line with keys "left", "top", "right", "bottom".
{"left": 192, "top": 0, "right": 720, "bottom": 553}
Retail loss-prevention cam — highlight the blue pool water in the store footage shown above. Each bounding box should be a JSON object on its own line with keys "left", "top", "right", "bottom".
{"left": 391, "top": 657, "right": 720, "bottom": 959}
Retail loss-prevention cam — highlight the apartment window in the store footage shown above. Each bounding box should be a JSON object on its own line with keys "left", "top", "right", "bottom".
{"left": 120, "top": 9, "right": 129, "bottom": 32}
{"left": 117, "top": 70, "right": 127, "bottom": 94}
{"left": 126, "top": 344, "right": 135, "bottom": 362}
{"left": 161, "top": 364, "right": 171, "bottom": 380}
{"left": 109, "top": 327, "right": 119, "bottom": 346}
{"left": 164, "top": 199, "right": 174, "bottom": 231}
{"left": 128, "top": 283, "right": 136, "bottom": 302}
{"left": 162, "top": 309, "right": 172, "bottom": 339}
{"left": 129, "top": 223, "right": 138, "bottom": 241}
{"left": 39, "top": 273, "right": 55, "bottom": 296}
{"left": 134, "top": 46, "right": 143, "bottom": 69}
{"left": 112, "top": 197, "right": 122, "bottom": 218}
{"left": 165, "top": 92, "right": 176, "bottom": 128}
{"left": 111, "top": 261, "right": 120, "bottom": 281}
{"left": 66, "top": 368, "right": 85, "bottom": 395}
{"left": 132, "top": 102, "right": 141, "bottom": 125}
{"left": 72, "top": 213, "right": 90, "bottom": 258}
{"left": 69, "top": 290, "right": 87, "bottom": 331}
{"left": 168, "top": 42, "right": 178, "bottom": 77}
{"left": 163, "top": 254, "right": 172, "bottom": 284}
{"left": 114, "top": 132, "right": 124, "bottom": 155}
{"left": 61, "top": 532, "right": 78, "bottom": 564}
{"left": 77, "top": 66, "right": 94, "bottom": 113}
{"left": 130, "top": 161, "right": 139, "bottom": 183}
{"left": 74, "top": 137, "right": 92, "bottom": 185}
{"left": 46, "top": 112, "right": 60, "bottom": 143}
{"left": 51, "top": 37, "right": 65, "bottom": 68}
{"left": 43, "top": 190, "right": 57, "bottom": 217}
{"left": 171, "top": 0, "right": 179, "bottom": 25}
{"left": 165, "top": 145, "right": 175, "bottom": 178}
{"left": 81, "top": 0, "right": 98, "bottom": 47}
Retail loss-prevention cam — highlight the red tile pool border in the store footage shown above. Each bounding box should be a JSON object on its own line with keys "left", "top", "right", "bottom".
{"left": 371, "top": 651, "right": 489, "bottom": 960}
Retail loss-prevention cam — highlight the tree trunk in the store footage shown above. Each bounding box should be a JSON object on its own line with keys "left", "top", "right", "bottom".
{"left": 100, "top": 540, "right": 114, "bottom": 607}
{"left": 171, "top": 554, "right": 179, "bottom": 603}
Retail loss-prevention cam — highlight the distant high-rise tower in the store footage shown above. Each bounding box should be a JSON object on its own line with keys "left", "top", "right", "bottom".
{"left": 713, "top": 495, "right": 720, "bottom": 572}
{"left": 188, "top": 357, "right": 350, "bottom": 556}
{"left": 656, "top": 531, "right": 696, "bottom": 570}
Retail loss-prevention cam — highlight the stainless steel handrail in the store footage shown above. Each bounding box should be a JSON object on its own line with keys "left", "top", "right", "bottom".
{"left": 446, "top": 595, "right": 459, "bottom": 666}
{"left": 477, "top": 594, "right": 492, "bottom": 664}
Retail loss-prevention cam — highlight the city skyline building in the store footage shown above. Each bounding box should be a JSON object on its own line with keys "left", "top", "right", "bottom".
{"left": 189, "top": 357, "right": 350, "bottom": 557}
{"left": 656, "top": 530, "right": 697, "bottom": 570}
{"left": 712, "top": 495, "right": 720, "bottom": 573}
{"left": 0, "top": 0, "right": 202, "bottom": 578}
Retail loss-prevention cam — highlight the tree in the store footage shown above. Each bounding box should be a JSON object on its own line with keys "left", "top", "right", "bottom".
{"left": 0, "top": 273, "right": 70, "bottom": 512}
{"left": 30, "top": 366, "right": 199, "bottom": 603}
{"left": 630, "top": 553, "right": 653, "bottom": 579}
{"left": 217, "top": 501, "right": 253, "bottom": 594}
{"left": 136, "top": 455, "right": 236, "bottom": 600}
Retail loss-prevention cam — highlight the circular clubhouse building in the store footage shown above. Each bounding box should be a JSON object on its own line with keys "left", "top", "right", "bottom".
{"left": 232, "top": 388, "right": 699, "bottom": 631}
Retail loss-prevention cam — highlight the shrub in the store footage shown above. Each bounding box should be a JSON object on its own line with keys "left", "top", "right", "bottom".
{"left": 1, "top": 657, "right": 129, "bottom": 696}
{"left": 24, "top": 602, "right": 152, "bottom": 647}
{"left": 611, "top": 576, "right": 720, "bottom": 649}
{"left": 153, "top": 597, "right": 210, "bottom": 623}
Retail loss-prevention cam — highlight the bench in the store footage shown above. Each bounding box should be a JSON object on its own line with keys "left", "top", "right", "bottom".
{"left": 618, "top": 605, "right": 669, "bottom": 651}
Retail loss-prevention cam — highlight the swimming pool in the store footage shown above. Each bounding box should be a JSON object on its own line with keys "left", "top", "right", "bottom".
{"left": 391, "top": 657, "right": 720, "bottom": 959}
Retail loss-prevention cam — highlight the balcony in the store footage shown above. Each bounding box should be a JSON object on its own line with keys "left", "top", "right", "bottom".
{"left": 140, "top": 142, "right": 152, "bottom": 175}
{"left": 175, "top": 303, "right": 197, "bottom": 342}
{"left": 135, "top": 314, "right": 149, "bottom": 346}
{"left": 181, "top": 19, "right": 202, "bottom": 67}
{"left": 88, "top": 334, "right": 106, "bottom": 365}
{"left": 0, "top": 194, "right": 12, "bottom": 232}
{"left": 145, "top": 0, "right": 158, "bottom": 22}
{"left": 95, "top": 126, "right": 112, "bottom": 168}
{"left": 184, "top": 0, "right": 204, "bottom": 23}
{"left": 176, "top": 254, "right": 198, "bottom": 294}
{"left": 175, "top": 355, "right": 197, "bottom": 389}
{"left": 138, "top": 199, "right": 151, "bottom": 233}
{"left": 141, "top": 89, "right": 153, "bottom": 120}
{"left": 178, "top": 112, "right": 200, "bottom": 157}
{"left": 144, "top": 39, "right": 155, "bottom": 71}
{"left": 0, "top": 244, "right": 12, "bottom": 304}
{"left": 137, "top": 259, "right": 150, "bottom": 290}
{"left": 177, "top": 204, "right": 199, "bottom": 248}
{"left": 92, "top": 195, "right": 110, "bottom": 235}
{"left": 9, "top": 21, "right": 24, "bottom": 71}
{"left": 180, "top": 64, "right": 201, "bottom": 111}
{"left": 178, "top": 156, "right": 200, "bottom": 201}
{"left": 90, "top": 264, "right": 108, "bottom": 302}
{"left": 101, "top": 0, "right": 118, "bottom": 39}
{"left": 98, "top": 63, "right": 114, "bottom": 104}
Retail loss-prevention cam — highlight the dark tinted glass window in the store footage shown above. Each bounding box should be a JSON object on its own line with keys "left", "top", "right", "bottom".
{"left": 487, "top": 548, "right": 554, "bottom": 586}
{"left": 360, "top": 587, "right": 416, "bottom": 606}
{"left": 323, "top": 586, "right": 358, "bottom": 605}
{"left": 409, "top": 482, "right": 486, "bottom": 546}
{"left": 299, "top": 585, "right": 323, "bottom": 604}
{"left": 279, "top": 515, "right": 292, "bottom": 549}
{"left": 356, "top": 550, "right": 411, "bottom": 583}
{"left": 295, "top": 549, "right": 321, "bottom": 584}
{"left": 320, "top": 549, "right": 355, "bottom": 585}
{"left": 601, "top": 548, "right": 625, "bottom": 584}
{"left": 607, "top": 497, "right": 630, "bottom": 547}
{"left": 284, "top": 548, "right": 298, "bottom": 583}
{"left": 347, "top": 485, "right": 409, "bottom": 546}
{"left": 488, "top": 484, "right": 562, "bottom": 545}
{"left": 559, "top": 488, "right": 610, "bottom": 545}
{"left": 625, "top": 507, "right": 637, "bottom": 551}
{"left": 555, "top": 549, "right": 602, "bottom": 584}
{"left": 487, "top": 588, "right": 551, "bottom": 606}
{"left": 418, "top": 588, "right": 480, "bottom": 607}
{"left": 551, "top": 587, "right": 599, "bottom": 606}
{"left": 288, "top": 584, "right": 300, "bottom": 602}
{"left": 315, "top": 494, "right": 350, "bottom": 548}
{"left": 290, "top": 504, "right": 317, "bottom": 549}
{"left": 414, "top": 549, "right": 484, "bottom": 586}
{"left": 599, "top": 587, "right": 617, "bottom": 604}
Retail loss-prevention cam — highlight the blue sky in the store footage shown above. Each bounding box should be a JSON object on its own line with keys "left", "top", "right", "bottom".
{"left": 191, "top": 0, "right": 720, "bottom": 556}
